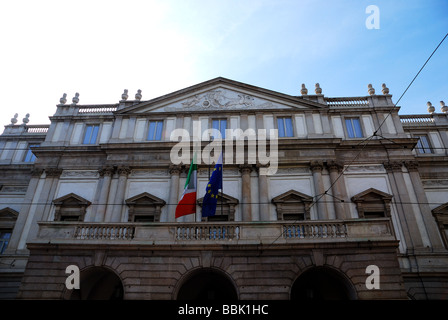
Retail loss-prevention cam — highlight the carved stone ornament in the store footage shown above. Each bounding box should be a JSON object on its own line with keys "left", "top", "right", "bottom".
{"left": 71, "top": 93, "right": 79, "bottom": 105}
{"left": 315, "top": 83, "right": 322, "bottom": 94}
{"left": 404, "top": 161, "right": 419, "bottom": 172}
{"left": 22, "top": 113, "right": 30, "bottom": 124}
{"left": 135, "top": 89, "right": 142, "bottom": 101}
{"left": 175, "top": 89, "right": 275, "bottom": 111}
{"left": 310, "top": 160, "right": 324, "bottom": 172}
{"left": 98, "top": 167, "right": 115, "bottom": 177}
{"left": 45, "top": 168, "right": 63, "bottom": 177}
{"left": 169, "top": 165, "right": 182, "bottom": 175}
{"left": 117, "top": 166, "right": 131, "bottom": 176}
{"left": 427, "top": 101, "right": 435, "bottom": 114}
{"left": 367, "top": 84, "right": 375, "bottom": 95}
{"left": 59, "top": 93, "right": 67, "bottom": 105}
{"left": 441, "top": 101, "right": 447, "bottom": 114}
{"left": 327, "top": 160, "right": 343, "bottom": 173}
{"left": 300, "top": 84, "right": 308, "bottom": 95}
{"left": 10, "top": 113, "right": 18, "bottom": 125}
{"left": 239, "top": 164, "right": 253, "bottom": 175}
{"left": 383, "top": 161, "right": 403, "bottom": 172}
{"left": 381, "top": 83, "right": 389, "bottom": 95}
{"left": 61, "top": 170, "right": 99, "bottom": 178}
{"left": 121, "top": 89, "right": 128, "bottom": 101}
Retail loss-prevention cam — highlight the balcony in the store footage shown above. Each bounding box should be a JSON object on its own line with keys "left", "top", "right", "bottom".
{"left": 32, "top": 218, "right": 396, "bottom": 247}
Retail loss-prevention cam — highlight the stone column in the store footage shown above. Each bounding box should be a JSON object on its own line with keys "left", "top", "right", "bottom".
{"left": 167, "top": 165, "right": 181, "bottom": 222}
{"left": 327, "top": 161, "right": 349, "bottom": 219}
{"left": 5, "top": 169, "right": 43, "bottom": 254}
{"left": 310, "top": 160, "right": 329, "bottom": 220}
{"left": 20, "top": 168, "right": 62, "bottom": 249}
{"left": 95, "top": 166, "right": 114, "bottom": 222}
{"left": 110, "top": 166, "right": 131, "bottom": 222}
{"left": 384, "top": 161, "right": 423, "bottom": 250}
{"left": 257, "top": 164, "right": 270, "bottom": 221}
{"left": 240, "top": 164, "right": 252, "bottom": 221}
{"left": 404, "top": 161, "right": 444, "bottom": 249}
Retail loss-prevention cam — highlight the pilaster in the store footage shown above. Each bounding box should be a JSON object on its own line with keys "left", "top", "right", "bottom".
{"left": 239, "top": 164, "right": 253, "bottom": 221}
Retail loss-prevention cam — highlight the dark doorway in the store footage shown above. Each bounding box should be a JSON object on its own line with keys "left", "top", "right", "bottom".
{"left": 69, "top": 267, "right": 124, "bottom": 300}
{"left": 291, "top": 267, "right": 355, "bottom": 300}
{"left": 177, "top": 269, "right": 238, "bottom": 300}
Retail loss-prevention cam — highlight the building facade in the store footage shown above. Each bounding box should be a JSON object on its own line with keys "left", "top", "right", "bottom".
{"left": 0, "top": 78, "right": 447, "bottom": 299}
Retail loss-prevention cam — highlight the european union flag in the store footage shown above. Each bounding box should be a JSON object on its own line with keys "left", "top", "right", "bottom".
{"left": 202, "top": 153, "right": 223, "bottom": 217}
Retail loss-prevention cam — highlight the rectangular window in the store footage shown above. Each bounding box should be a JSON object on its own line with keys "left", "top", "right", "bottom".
{"left": 277, "top": 117, "right": 294, "bottom": 137}
{"left": 147, "top": 121, "right": 163, "bottom": 141}
{"left": 83, "top": 125, "right": 100, "bottom": 144}
{"left": 415, "top": 135, "right": 433, "bottom": 154}
{"left": 212, "top": 119, "right": 227, "bottom": 139}
{"left": 0, "top": 230, "right": 11, "bottom": 254}
{"left": 23, "top": 144, "right": 40, "bottom": 162}
{"left": 345, "top": 118, "right": 363, "bottom": 138}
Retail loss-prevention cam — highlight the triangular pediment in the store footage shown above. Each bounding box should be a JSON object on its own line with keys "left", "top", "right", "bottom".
{"left": 116, "top": 77, "right": 324, "bottom": 115}
{"left": 0, "top": 207, "right": 19, "bottom": 221}
{"left": 197, "top": 192, "right": 239, "bottom": 205}
{"left": 53, "top": 193, "right": 92, "bottom": 206}
{"left": 271, "top": 190, "right": 313, "bottom": 203}
{"left": 351, "top": 188, "right": 393, "bottom": 202}
{"left": 125, "top": 192, "right": 166, "bottom": 206}
{"left": 432, "top": 202, "right": 448, "bottom": 214}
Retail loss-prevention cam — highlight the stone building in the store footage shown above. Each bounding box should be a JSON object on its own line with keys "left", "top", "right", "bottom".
{"left": 0, "top": 77, "right": 447, "bottom": 299}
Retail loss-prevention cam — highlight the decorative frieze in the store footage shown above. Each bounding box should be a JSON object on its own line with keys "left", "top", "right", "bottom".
{"left": 61, "top": 170, "right": 99, "bottom": 179}
{"left": 0, "top": 185, "right": 28, "bottom": 193}
{"left": 343, "top": 164, "right": 385, "bottom": 173}
{"left": 422, "top": 180, "right": 448, "bottom": 187}
{"left": 130, "top": 169, "right": 170, "bottom": 177}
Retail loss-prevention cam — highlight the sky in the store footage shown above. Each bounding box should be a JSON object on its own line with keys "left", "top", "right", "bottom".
{"left": 0, "top": 0, "right": 447, "bottom": 126}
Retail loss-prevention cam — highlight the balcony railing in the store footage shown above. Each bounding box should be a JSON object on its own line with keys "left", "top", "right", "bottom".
{"left": 24, "top": 125, "right": 50, "bottom": 134}
{"left": 34, "top": 218, "right": 395, "bottom": 246}
{"left": 77, "top": 105, "right": 118, "bottom": 114}
{"left": 399, "top": 114, "right": 435, "bottom": 126}
{"left": 326, "top": 97, "right": 370, "bottom": 108}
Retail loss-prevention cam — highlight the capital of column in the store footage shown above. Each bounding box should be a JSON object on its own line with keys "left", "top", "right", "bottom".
{"left": 31, "top": 168, "right": 44, "bottom": 177}
{"left": 239, "top": 164, "right": 253, "bottom": 175}
{"left": 383, "top": 161, "right": 403, "bottom": 173}
{"left": 310, "top": 160, "right": 324, "bottom": 173}
{"left": 404, "top": 160, "right": 419, "bottom": 172}
{"left": 117, "top": 166, "right": 131, "bottom": 177}
{"left": 326, "top": 160, "right": 343, "bottom": 173}
{"left": 45, "top": 167, "right": 63, "bottom": 177}
{"left": 169, "top": 164, "right": 182, "bottom": 175}
{"left": 99, "top": 166, "right": 115, "bottom": 177}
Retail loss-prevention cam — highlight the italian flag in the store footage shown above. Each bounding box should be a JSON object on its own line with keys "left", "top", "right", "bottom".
{"left": 175, "top": 154, "right": 197, "bottom": 219}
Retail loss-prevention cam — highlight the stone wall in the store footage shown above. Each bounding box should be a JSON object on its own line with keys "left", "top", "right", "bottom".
{"left": 18, "top": 241, "right": 407, "bottom": 300}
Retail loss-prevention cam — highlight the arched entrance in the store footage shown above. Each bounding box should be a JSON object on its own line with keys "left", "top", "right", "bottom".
{"left": 69, "top": 266, "right": 124, "bottom": 300}
{"left": 177, "top": 268, "right": 238, "bottom": 300}
{"left": 291, "top": 267, "right": 356, "bottom": 300}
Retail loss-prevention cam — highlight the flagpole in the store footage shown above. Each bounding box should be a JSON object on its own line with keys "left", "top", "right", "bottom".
{"left": 221, "top": 153, "right": 223, "bottom": 217}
